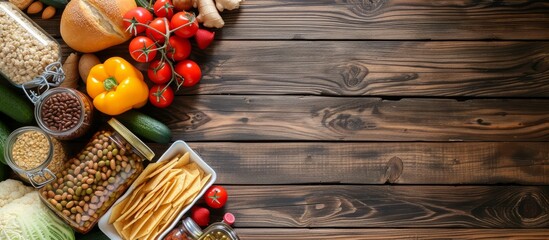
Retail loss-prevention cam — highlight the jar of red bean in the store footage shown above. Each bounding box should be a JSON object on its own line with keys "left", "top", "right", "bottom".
{"left": 39, "top": 118, "right": 154, "bottom": 234}
{"left": 35, "top": 87, "right": 93, "bottom": 140}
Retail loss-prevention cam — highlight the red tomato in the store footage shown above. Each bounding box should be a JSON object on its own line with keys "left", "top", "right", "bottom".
{"left": 129, "top": 36, "right": 157, "bottom": 63}
{"left": 204, "top": 185, "right": 228, "bottom": 209}
{"left": 123, "top": 7, "right": 153, "bottom": 36}
{"left": 147, "top": 60, "right": 172, "bottom": 84}
{"left": 166, "top": 36, "right": 191, "bottom": 61}
{"left": 170, "top": 11, "right": 198, "bottom": 38}
{"left": 153, "top": 0, "right": 174, "bottom": 19}
{"left": 149, "top": 85, "right": 174, "bottom": 108}
{"left": 146, "top": 18, "right": 169, "bottom": 43}
{"left": 175, "top": 60, "right": 201, "bottom": 87}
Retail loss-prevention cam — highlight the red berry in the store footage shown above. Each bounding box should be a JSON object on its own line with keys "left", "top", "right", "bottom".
{"left": 195, "top": 28, "right": 215, "bottom": 50}
{"left": 191, "top": 207, "right": 210, "bottom": 227}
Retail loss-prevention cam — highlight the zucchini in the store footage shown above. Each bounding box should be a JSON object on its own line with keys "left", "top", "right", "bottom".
{"left": 116, "top": 110, "right": 172, "bottom": 143}
{"left": 0, "top": 83, "right": 34, "bottom": 125}
{"left": 39, "top": 0, "right": 68, "bottom": 9}
{"left": 0, "top": 120, "right": 9, "bottom": 165}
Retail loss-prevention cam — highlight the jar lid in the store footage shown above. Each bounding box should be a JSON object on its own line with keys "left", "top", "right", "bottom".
{"left": 182, "top": 217, "right": 203, "bottom": 238}
{"left": 108, "top": 118, "right": 155, "bottom": 161}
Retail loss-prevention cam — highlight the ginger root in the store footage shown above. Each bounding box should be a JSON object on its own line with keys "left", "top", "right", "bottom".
{"left": 215, "top": 0, "right": 242, "bottom": 12}
{"left": 193, "top": 0, "right": 243, "bottom": 28}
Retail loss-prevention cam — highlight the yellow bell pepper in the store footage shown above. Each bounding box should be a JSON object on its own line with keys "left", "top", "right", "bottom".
{"left": 87, "top": 57, "right": 149, "bottom": 116}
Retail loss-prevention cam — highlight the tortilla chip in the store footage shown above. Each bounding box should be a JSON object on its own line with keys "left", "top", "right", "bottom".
{"left": 147, "top": 155, "right": 180, "bottom": 178}
{"left": 174, "top": 152, "right": 191, "bottom": 168}
{"left": 133, "top": 162, "right": 163, "bottom": 187}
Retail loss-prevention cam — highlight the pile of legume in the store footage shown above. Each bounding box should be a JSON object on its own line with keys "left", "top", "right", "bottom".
{"left": 38, "top": 88, "right": 93, "bottom": 140}
{"left": 0, "top": 2, "right": 60, "bottom": 86}
{"left": 9, "top": 128, "right": 67, "bottom": 183}
{"left": 12, "top": 130, "right": 49, "bottom": 170}
{"left": 40, "top": 130, "right": 144, "bottom": 232}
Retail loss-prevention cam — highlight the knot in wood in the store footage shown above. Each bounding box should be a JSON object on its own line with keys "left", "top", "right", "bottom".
{"left": 515, "top": 193, "right": 546, "bottom": 222}
{"left": 336, "top": 63, "right": 369, "bottom": 89}
{"left": 384, "top": 156, "right": 403, "bottom": 184}
{"left": 332, "top": 114, "right": 366, "bottom": 131}
{"left": 344, "top": 0, "right": 386, "bottom": 15}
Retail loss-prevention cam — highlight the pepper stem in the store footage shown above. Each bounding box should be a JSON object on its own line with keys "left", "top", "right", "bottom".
{"left": 104, "top": 77, "right": 118, "bottom": 91}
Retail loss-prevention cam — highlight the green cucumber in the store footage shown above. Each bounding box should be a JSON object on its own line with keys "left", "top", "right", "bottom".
{"left": 0, "top": 83, "right": 34, "bottom": 125}
{"left": 39, "top": 0, "right": 68, "bottom": 9}
{"left": 0, "top": 120, "right": 9, "bottom": 165}
{"left": 116, "top": 110, "right": 172, "bottom": 143}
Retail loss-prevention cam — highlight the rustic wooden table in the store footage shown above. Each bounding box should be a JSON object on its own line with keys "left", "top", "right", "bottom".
{"left": 34, "top": 0, "right": 549, "bottom": 239}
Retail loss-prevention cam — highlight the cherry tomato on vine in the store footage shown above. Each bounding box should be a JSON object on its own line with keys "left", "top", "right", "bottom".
{"left": 123, "top": 7, "right": 153, "bottom": 35}
{"left": 204, "top": 185, "right": 228, "bottom": 209}
{"left": 149, "top": 85, "right": 174, "bottom": 108}
{"left": 175, "top": 59, "right": 201, "bottom": 87}
{"left": 129, "top": 36, "right": 157, "bottom": 63}
{"left": 166, "top": 36, "right": 191, "bottom": 61}
{"left": 170, "top": 11, "right": 198, "bottom": 38}
{"left": 146, "top": 18, "right": 169, "bottom": 43}
{"left": 147, "top": 60, "right": 172, "bottom": 84}
{"left": 153, "top": 0, "right": 174, "bottom": 19}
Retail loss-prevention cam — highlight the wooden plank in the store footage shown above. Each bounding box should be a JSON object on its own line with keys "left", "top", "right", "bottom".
{"left": 222, "top": 185, "right": 549, "bottom": 228}
{"left": 145, "top": 96, "right": 549, "bottom": 141}
{"left": 32, "top": 0, "right": 549, "bottom": 40}
{"left": 150, "top": 142, "right": 549, "bottom": 185}
{"left": 62, "top": 41, "right": 549, "bottom": 97}
{"left": 189, "top": 41, "right": 549, "bottom": 97}
{"left": 235, "top": 228, "right": 549, "bottom": 239}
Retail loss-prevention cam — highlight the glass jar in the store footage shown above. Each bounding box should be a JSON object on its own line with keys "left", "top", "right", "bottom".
{"left": 0, "top": 1, "right": 63, "bottom": 88}
{"left": 39, "top": 118, "right": 154, "bottom": 234}
{"left": 165, "top": 217, "right": 204, "bottom": 240}
{"left": 199, "top": 222, "right": 240, "bottom": 240}
{"left": 35, "top": 87, "right": 94, "bottom": 140}
{"left": 4, "top": 126, "right": 67, "bottom": 188}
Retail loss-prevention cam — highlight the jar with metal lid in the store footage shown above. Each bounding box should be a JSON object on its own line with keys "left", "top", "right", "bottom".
{"left": 4, "top": 126, "right": 68, "bottom": 188}
{"left": 199, "top": 222, "right": 240, "bottom": 240}
{"left": 38, "top": 118, "right": 155, "bottom": 234}
{"left": 0, "top": 1, "right": 63, "bottom": 89}
{"left": 165, "top": 217, "right": 204, "bottom": 240}
{"left": 35, "top": 87, "right": 94, "bottom": 140}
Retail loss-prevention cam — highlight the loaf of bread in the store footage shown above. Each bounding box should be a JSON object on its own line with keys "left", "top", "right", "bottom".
{"left": 60, "top": 0, "right": 136, "bottom": 53}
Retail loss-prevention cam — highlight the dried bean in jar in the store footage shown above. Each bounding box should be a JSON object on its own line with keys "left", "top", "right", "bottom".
{"left": 36, "top": 87, "right": 93, "bottom": 140}
{"left": 38, "top": 121, "right": 154, "bottom": 234}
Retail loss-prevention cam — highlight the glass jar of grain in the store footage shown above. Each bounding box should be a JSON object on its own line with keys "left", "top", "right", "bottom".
{"left": 4, "top": 126, "right": 67, "bottom": 188}
{"left": 0, "top": 1, "right": 63, "bottom": 89}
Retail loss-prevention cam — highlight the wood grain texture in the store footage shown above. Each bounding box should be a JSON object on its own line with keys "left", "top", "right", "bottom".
{"left": 223, "top": 185, "right": 549, "bottom": 228}
{"left": 59, "top": 41, "right": 549, "bottom": 97}
{"left": 235, "top": 228, "right": 549, "bottom": 239}
{"left": 33, "top": 0, "right": 549, "bottom": 40}
{"left": 144, "top": 96, "right": 549, "bottom": 141}
{"left": 152, "top": 142, "right": 549, "bottom": 185}
{"left": 190, "top": 41, "right": 549, "bottom": 97}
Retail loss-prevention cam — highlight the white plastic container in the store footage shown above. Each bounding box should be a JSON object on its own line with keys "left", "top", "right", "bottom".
{"left": 98, "top": 140, "right": 217, "bottom": 240}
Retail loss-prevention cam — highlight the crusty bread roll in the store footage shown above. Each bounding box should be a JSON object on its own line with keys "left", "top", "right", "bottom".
{"left": 60, "top": 0, "right": 136, "bottom": 53}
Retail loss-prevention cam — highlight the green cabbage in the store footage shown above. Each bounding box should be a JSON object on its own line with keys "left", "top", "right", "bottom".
{"left": 0, "top": 191, "right": 75, "bottom": 240}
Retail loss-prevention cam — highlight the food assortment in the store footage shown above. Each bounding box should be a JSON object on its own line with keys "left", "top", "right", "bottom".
{"left": 0, "top": 0, "right": 244, "bottom": 238}
{"left": 0, "top": 1, "right": 61, "bottom": 86}
{"left": 39, "top": 119, "right": 154, "bottom": 233}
